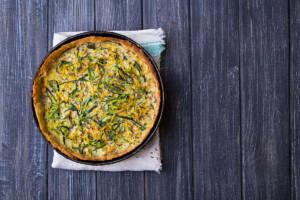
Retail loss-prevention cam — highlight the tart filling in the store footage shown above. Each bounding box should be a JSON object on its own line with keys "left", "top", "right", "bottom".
{"left": 33, "top": 36, "right": 160, "bottom": 161}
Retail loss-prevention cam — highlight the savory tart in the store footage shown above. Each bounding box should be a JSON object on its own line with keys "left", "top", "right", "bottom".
{"left": 32, "top": 36, "right": 161, "bottom": 161}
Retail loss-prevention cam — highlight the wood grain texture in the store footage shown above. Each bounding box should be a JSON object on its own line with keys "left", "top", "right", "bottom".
{"left": 47, "top": 1, "right": 96, "bottom": 200}
{"left": 190, "top": 0, "right": 241, "bottom": 199}
{"left": 240, "top": 0, "right": 290, "bottom": 199}
{"left": 95, "top": 1, "right": 145, "bottom": 200}
{"left": 0, "top": 0, "right": 48, "bottom": 199}
{"left": 143, "top": 0, "right": 193, "bottom": 200}
{"left": 290, "top": 0, "right": 300, "bottom": 199}
{"left": 95, "top": 0, "right": 142, "bottom": 30}
{"left": 47, "top": 0, "right": 95, "bottom": 47}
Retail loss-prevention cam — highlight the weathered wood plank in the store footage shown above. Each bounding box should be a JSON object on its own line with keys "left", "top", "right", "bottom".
{"left": 240, "top": 0, "right": 290, "bottom": 199}
{"left": 143, "top": 1, "right": 193, "bottom": 200}
{"left": 95, "top": 0, "right": 141, "bottom": 31}
{"left": 290, "top": 0, "right": 300, "bottom": 199}
{"left": 190, "top": 0, "right": 241, "bottom": 199}
{"left": 47, "top": 0, "right": 95, "bottom": 47}
{"left": 95, "top": 171, "right": 144, "bottom": 200}
{"left": 0, "top": 0, "right": 48, "bottom": 199}
{"left": 47, "top": 1, "right": 96, "bottom": 200}
{"left": 94, "top": 1, "right": 144, "bottom": 200}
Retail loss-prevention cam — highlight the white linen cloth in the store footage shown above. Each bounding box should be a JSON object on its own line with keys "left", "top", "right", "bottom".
{"left": 51, "top": 28, "right": 165, "bottom": 172}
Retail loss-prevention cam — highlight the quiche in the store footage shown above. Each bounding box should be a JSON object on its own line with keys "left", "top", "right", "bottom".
{"left": 32, "top": 36, "right": 161, "bottom": 161}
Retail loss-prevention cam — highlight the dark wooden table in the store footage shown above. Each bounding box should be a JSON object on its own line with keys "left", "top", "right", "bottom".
{"left": 1, "top": 0, "right": 300, "bottom": 199}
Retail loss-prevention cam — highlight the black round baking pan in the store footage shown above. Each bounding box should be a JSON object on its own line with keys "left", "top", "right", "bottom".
{"left": 31, "top": 31, "right": 164, "bottom": 165}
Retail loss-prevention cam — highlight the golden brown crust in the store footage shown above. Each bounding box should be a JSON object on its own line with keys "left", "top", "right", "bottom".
{"left": 32, "top": 36, "right": 161, "bottom": 161}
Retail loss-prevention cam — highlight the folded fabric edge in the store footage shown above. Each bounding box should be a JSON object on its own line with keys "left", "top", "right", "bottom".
{"left": 52, "top": 151, "right": 162, "bottom": 173}
{"left": 52, "top": 164, "right": 161, "bottom": 173}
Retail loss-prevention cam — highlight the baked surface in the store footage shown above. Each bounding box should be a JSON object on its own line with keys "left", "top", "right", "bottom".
{"left": 32, "top": 36, "right": 160, "bottom": 161}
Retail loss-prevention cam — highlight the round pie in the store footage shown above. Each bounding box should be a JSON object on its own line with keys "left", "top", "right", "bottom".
{"left": 32, "top": 36, "right": 161, "bottom": 161}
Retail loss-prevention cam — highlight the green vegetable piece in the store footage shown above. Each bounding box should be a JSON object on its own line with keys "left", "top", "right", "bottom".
{"left": 96, "top": 118, "right": 110, "bottom": 129}
{"left": 69, "top": 103, "right": 79, "bottom": 115}
{"left": 78, "top": 74, "right": 88, "bottom": 81}
{"left": 88, "top": 67, "right": 95, "bottom": 80}
{"left": 90, "top": 140, "right": 106, "bottom": 149}
{"left": 70, "top": 82, "right": 78, "bottom": 95}
{"left": 116, "top": 115, "right": 146, "bottom": 131}
{"left": 72, "top": 146, "right": 79, "bottom": 150}
{"left": 87, "top": 105, "right": 97, "bottom": 113}
{"left": 98, "top": 58, "right": 107, "bottom": 65}
{"left": 63, "top": 136, "right": 66, "bottom": 145}
{"left": 134, "top": 61, "right": 142, "bottom": 72}
{"left": 59, "top": 75, "right": 87, "bottom": 85}
{"left": 112, "top": 122, "right": 121, "bottom": 130}
{"left": 48, "top": 80, "right": 59, "bottom": 92}
{"left": 57, "top": 60, "right": 72, "bottom": 73}
{"left": 79, "top": 144, "right": 88, "bottom": 154}
{"left": 48, "top": 103, "right": 60, "bottom": 119}
{"left": 46, "top": 89, "right": 57, "bottom": 103}
{"left": 119, "top": 68, "right": 134, "bottom": 84}
{"left": 142, "top": 74, "right": 146, "bottom": 82}
{"left": 87, "top": 43, "right": 95, "bottom": 49}
{"left": 88, "top": 135, "right": 94, "bottom": 140}
{"left": 76, "top": 49, "right": 82, "bottom": 63}
{"left": 58, "top": 126, "right": 70, "bottom": 136}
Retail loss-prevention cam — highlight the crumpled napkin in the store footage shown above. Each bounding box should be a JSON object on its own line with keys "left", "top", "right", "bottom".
{"left": 51, "top": 28, "right": 165, "bottom": 172}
